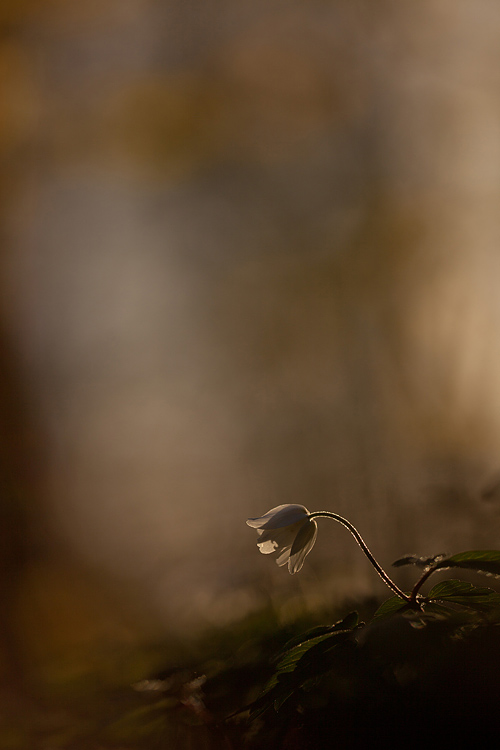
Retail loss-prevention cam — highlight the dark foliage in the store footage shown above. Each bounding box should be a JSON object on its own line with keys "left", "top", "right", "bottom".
{"left": 218, "top": 549, "right": 500, "bottom": 748}
{"left": 6, "top": 551, "right": 500, "bottom": 748}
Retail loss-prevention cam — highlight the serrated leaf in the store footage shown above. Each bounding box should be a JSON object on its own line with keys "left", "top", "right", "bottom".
{"left": 273, "top": 611, "right": 359, "bottom": 663}
{"left": 419, "top": 601, "right": 460, "bottom": 617}
{"left": 275, "top": 630, "right": 351, "bottom": 674}
{"left": 392, "top": 553, "right": 447, "bottom": 569}
{"left": 373, "top": 595, "right": 411, "bottom": 620}
{"left": 339, "top": 611, "right": 360, "bottom": 630}
{"left": 428, "top": 580, "right": 491, "bottom": 598}
{"left": 392, "top": 555, "right": 425, "bottom": 568}
{"left": 434, "top": 550, "right": 500, "bottom": 578}
{"left": 271, "top": 626, "right": 337, "bottom": 664}
{"left": 427, "top": 579, "right": 500, "bottom": 612}
{"left": 262, "top": 619, "right": 358, "bottom": 702}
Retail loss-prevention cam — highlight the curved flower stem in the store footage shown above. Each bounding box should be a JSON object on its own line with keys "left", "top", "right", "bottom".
{"left": 308, "top": 511, "right": 411, "bottom": 602}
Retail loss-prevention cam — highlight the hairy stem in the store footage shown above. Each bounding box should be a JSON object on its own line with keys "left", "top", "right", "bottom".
{"left": 308, "top": 511, "right": 411, "bottom": 602}
{"left": 409, "top": 566, "right": 436, "bottom": 603}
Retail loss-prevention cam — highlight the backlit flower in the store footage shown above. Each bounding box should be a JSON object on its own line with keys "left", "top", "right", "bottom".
{"left": 246, "top": 504, "right": 318, "bottom": 574}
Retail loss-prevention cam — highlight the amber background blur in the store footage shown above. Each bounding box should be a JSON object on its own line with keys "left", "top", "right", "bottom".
{"left": 1, "top": 0, "right": 500, "bottom": 697}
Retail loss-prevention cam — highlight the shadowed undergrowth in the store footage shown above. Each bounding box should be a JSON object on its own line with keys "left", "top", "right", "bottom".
{"left": 3, "top": 579, "right": 500, "bottom": 749}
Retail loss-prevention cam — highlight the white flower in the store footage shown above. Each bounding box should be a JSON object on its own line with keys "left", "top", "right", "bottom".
{"left": 246, "top": 504, "right": 318, "bottom": 574}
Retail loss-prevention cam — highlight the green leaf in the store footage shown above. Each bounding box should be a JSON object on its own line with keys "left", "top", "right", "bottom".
{"left": 434, "top": 550, "right": 500, "bottom": 578}
{"left": 272, "top": 612, "right": 359, "bottom": 662}
{"left": 338, "top": 610, "right": 360, "bottom": 631}
{"left": 261, "top": 614, "right": 359, "bottom": 705}
{"left": 373, "top": 595, "right": 411, "bottom": 620}
{"left": 274, "top": 630, "right": 351, "bottom": 675}
{"left": 419, "top": 601, "right": 461, "bottom": 617}
{"left": 392, "top": 555, "right": 426, "bottom": 568}
{"left": 271, "top": 627, "right": 337, "bottom": 663}
{"left": 427, "top": 579, "right": 500, "bottom": 612}
{"left": 428, "top": 580, "right": 490, "bottom": 598}
{"left": 392, "top": 553, "right": 447, "bottom": 569}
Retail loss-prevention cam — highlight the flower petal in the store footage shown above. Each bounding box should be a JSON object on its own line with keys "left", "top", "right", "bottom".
{"left": 275, "top": 546, "right": 293, "bottom": 566}
{"left": 257, "top": 539, "right": 279, "bottom": 554}
{"left": 246, "top": 504, "right": 309, "bottom": 530}
{"left": 256, "top": 524, "right": 301, "bottom": 558}
{"left": 246, "top": 505, "right": 290, "bottom": 529}
{"left": 257, "top": 523, "right": 300, "bottom": 546}
{"left": 288, "top": 519, "right": 318, "bottom": 574}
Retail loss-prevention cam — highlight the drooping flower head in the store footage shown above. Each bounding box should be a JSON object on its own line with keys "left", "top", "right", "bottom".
{"left": 247, "top": 504, "right": 411, "bottom": 601}
{"left": 246, "top": 504, "right": 318, "bottom": 574}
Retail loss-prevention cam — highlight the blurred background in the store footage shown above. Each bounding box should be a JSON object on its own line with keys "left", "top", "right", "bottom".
{"left": 2, "top": 0, "right": 500, "bottom": 718}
